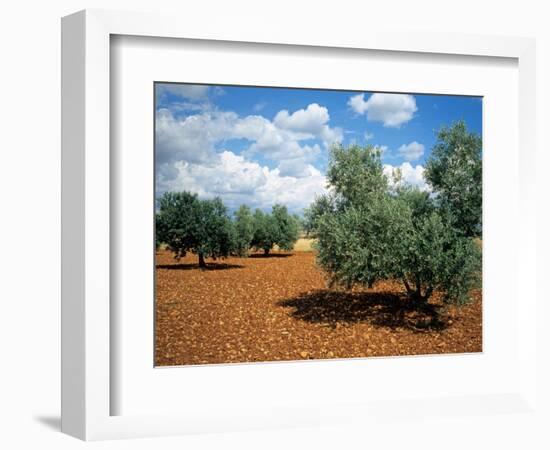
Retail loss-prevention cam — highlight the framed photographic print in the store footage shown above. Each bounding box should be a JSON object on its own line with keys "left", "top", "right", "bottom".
{"left": 62, "top": 9, "right": 538, "bottom": 441}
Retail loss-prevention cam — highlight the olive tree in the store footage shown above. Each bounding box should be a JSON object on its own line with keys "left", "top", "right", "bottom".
{"left": 251, "top": 205, "right": 299, "bottom": 255}
{"left": 233, "top": 204, "right": 255, "bottom": 257}
{"left": 315, "top": 195, "right": 410, "bottom": 289}
{"left": 271, "top": 204, "right": 300, "bottom": 251}
{"left": 251, "top": 209, "right": 276, "bottom": 255}
{"left": 396, "top": 189, "right": 481, "bottom": 305}
{"left": 425, "top": 120, "right": 482, "bottom": 237}
{"left": 156, "top": 191, "right": 234, "bottom": 267}
{"left": 312, "top": 144, "right": 398, "bottom": 287}
{"left": 303, "top": 195, "right": 335, "bottom": 238}
{"left": 311, "top": 143, "right": 481, "bottom": 306}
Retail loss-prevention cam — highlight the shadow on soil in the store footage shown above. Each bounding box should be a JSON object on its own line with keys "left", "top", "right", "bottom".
{"left": 278, "top": 289, "right": 448, "bottom": 332}
{"left": 248, "top": 253, "right": 293, "bottom": 258}
{"left": 156, "top": 262, "right": 244, "bottom": 271}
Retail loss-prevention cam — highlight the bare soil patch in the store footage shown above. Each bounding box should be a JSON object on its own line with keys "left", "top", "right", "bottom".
{"left": 155, "top": 250, "right": 482, "bottom": 366}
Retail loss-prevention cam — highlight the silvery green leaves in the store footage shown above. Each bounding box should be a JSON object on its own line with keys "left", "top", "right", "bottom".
{"left": 425, "top": 120, "right": 482, "bottom": 238}
{"left": 316, "top": 196, "right": 410, "bottom": 290}
{"left": 313, "top": 133, "right": 481, "bottom": 306}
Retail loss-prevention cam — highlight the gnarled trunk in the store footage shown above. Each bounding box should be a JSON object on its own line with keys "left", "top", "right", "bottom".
{"left": 402, "top": 276, "right": 433, "bottom": 305}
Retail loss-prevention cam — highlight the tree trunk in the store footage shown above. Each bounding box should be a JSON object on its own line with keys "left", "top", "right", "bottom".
{"left": 402, "top": 277, "right": 413, "bottom": 295}
{"left": 264, "top": 248, "right": 270, "bottom": 256}
{"left": 411, "top": 284, "right": 433, "bottom": 309}
{"left": 198, "top": 252, "right": 206, "bottom": 268}
{"left": 403, "top": 276, "right": 433, "bottom": 305}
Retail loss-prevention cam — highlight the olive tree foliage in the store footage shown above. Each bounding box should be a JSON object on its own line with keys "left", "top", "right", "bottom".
{"left": 251, "top": 209, "right": 276, "bottom": 255}
{"left": 251, "top": 205, "right": 299, "bottom": 255}
{"left": 232, "top": 205, "right": 255, "bottom": 257}
{"left": 315, "top": 196, "right": 410, "bottom": 289}
{"left": 272, "top": 204, "right": 300, "bottom": 251}
{"left": 304, "top": 144, "right": 387, "bottom": 236}
{"left": 395, "top": 187, "right": 481, "bottom": 304}
{"left": 155, "top": 191, "right": 234, "bottom": 267}
{"left": 310, "top": 143, "right": 481, "bottom": 306}
{"left": 303, "top": 195, "right": 334, "bottom": 237}
{"left": 424, "top": 120, "right": 482, "bottom": 238}
{"left": 312, "top": 144, "right": 404, "bottom": 287}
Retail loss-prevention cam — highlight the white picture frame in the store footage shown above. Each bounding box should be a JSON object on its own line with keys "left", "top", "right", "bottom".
{"left": 61, "top": 9, "right": 538, "bottom": 441}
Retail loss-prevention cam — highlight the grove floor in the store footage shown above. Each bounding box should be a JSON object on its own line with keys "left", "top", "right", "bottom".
{"left": 155, "top": 250, "right": 482, "bottom": 366}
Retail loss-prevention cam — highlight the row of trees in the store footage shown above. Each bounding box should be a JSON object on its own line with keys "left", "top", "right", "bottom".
{"left": 156, "top": 193, "right": 300, "bottom": 267}
{"left": 305, "top": 121, "right": 482, "bottom": 306}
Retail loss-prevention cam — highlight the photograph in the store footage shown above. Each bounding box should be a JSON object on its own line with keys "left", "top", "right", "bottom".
{"left": 154, "top": 83, "right": 483, "bottom": 366}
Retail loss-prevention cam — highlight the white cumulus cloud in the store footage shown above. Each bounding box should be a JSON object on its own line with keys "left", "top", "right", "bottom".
{"left": 274, "top": 103, "right": 343, "bottom": 147}
{"left": 383, "top": 162, "right": 430, "bottom": 191}
{"left": 155, "top": 103, "right": 342, "bottom": 211}
{"left": 348, "top": 93, "right": 417, "bottom": 127}
{"left": 158, "top": 151, "right": 327, "bottom": 214}
{"left": 397, "top": 141, "right": 425, "bottom": 161}
{"left": 156, "top": 108, "right": 331, "bottom": 180}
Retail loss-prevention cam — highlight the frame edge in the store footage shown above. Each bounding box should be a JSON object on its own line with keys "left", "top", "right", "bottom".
{"left": 61, "top": 10, "right": 87, "bottom": 441}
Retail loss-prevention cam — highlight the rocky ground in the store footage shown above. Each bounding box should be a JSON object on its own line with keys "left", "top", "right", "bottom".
{"left": 155, "top": 250, "right": 482, "bottom": 366}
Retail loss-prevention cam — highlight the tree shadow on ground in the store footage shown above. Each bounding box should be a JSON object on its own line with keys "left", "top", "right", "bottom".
{"left": 278, "top": 289, "right": 448, "bottom": 332}
{"left": 248, "top": 253, "right": 293, "bottom": 258}
{"left": 156, "top": 262, "right": 244, "bottom": 271}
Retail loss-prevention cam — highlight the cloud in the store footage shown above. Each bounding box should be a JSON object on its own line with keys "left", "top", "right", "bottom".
{"left": 383, "top": 162, "right": 430, "bottom": 191}
{"left": 273, "top": 103, "right": 343, "bottom": 147}
{"left": 158, "top": 151, "right": 327, "bottom": 214}
{"left": 397, "top": 141, "right": 425, "bottom": 161}
{"left": 155, "top": 108, "right": 220, "bottom": 169}
{"left": 364, "top": 132, "right": 374, "bottom": 141}
{"left": 157, "top": 107, "right": 329, "bottom": 181}
{"left": 253, "top": 101, "right": 267, "bottom": 112}
{"left": 274, "top": 103, "right": 329, "bottom": 133}
{"left": 155, "top": 103, "right": 342, "bottom": 211}
{"left": 157, "top": 84, "right": 210, "bottom": 101}
{"left": 348, "top": 93, "right": 417, "bottom": 127}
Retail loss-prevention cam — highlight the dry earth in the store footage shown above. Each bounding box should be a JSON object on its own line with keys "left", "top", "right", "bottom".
{"left": 155, "top": 250, "right": 482, "bottom": 366}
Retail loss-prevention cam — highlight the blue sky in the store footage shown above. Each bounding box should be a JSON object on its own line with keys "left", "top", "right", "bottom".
{"left": 155, "top": 83, "right": 482, "bottom": 214}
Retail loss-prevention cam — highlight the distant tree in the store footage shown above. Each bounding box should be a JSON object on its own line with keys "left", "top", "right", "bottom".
{"left": 233, "top": 205, "right": 255, "bottom": 257}
{"left": 251, "top": 209, "right": 277, "bottom": 255}
{"left": 155, "top": 212, "right": 165, "bottom": 251}
{"left": 251, "top": 205, "right": 300, "bottom": 255}
{"left": 425, "top": 120, "right": 482, "bottom": 237}
{"left": 272, "top": 204, "right": 300, "bottom": 250}
{"left": 156, "top": 191, "right": 234, "bottom": 268}
{"left": 293, "top": 214, "right": 305, "bottom": 237}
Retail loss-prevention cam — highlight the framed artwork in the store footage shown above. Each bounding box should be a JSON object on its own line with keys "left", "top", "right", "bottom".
{"left": 61, "top": 9, "right": 538, "bottom": 441}
{"left": 153, "top": 82, "right": 483, "bottom": 367}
